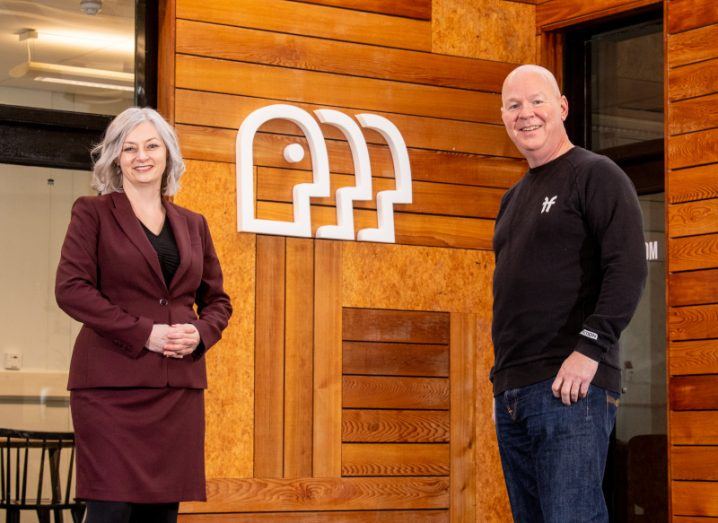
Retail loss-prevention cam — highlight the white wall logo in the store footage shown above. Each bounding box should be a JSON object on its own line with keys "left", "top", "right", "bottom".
{"left": 541, "top": 195, "right": 557, "bottom": 214}
{"left": 236, "top": 104, "right": 412, "bottom": 243}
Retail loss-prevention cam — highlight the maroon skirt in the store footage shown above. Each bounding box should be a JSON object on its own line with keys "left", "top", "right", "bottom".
{"left": 70, "top": 387, "right": 205, "bottom": 503}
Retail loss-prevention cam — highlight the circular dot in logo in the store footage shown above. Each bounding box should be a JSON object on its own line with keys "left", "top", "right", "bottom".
{"left": 283, "top": 143, "right": 305, "bottom": 164}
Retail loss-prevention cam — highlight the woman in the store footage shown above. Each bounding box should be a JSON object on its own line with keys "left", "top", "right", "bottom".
{"left": 55, "top": 107, "right": 232, "bottom": 523}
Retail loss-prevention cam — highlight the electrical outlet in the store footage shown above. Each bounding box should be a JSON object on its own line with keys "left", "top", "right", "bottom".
{"left": 4, "top": 352, "right": 21, "bottom": 370}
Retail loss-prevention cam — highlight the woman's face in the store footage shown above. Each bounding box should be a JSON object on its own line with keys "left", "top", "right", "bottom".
{"left": 118, "top": 121, "right": 167, "bottom": 193}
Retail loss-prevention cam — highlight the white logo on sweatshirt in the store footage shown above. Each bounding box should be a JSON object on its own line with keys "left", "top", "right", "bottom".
{"left": 580, "top": 329, "right": 598, "bottom": 341}
{"left": 541, "top": 195, "right": 557, "bottom": 214}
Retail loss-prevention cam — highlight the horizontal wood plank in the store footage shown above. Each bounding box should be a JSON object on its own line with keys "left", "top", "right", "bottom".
{"left": 669, "top": 129, "right": 718, "bottom": 170}
{"left": 668, "top": 198, "right": 718, "bottom": 238}
{"left": 673, "top": 517, "right": 718, "bottom": 523}
{"left": 668, "top": 164, "right": 718, "bottom": 203}
{"left": 668, "top": 0, "right": 718, "bottom": 34}
{"left": 343, "top": 376, "right": 450, "bottom": 409}
{"left": 182, "top": 477, "right": 450, "bottom": 512}
{"left": 670, "top": 340, "right": 718, "bottom": 375}
{"left": 672, "top": 481, "right": 718, "bottom": 517}
{"left": 669, "top": 57, "right": 718, "bottom": 102}
{"left": 670, "top": 93, "right": 718, "bottom": 135}
{"left": 672, "top": 446, "right": 718, "bottom": 480}
{"left": 175, "top": 89, "right": 516, "bottom": 158}
{"left": 669, "top": 304, "right": 718, "bottom": 341}
{"left": 343, "top": 309, "right": 450, "bottom": 344}
{"left": 669, "top": 24, "right": 718, "bottom": 68}
{"left": 342, "top": 443, "right": 450, "bottom": 476}
{"left": 177, "top": 124, "right": 524, "bottom": 187}
{"left": 670, "top": 375, "right": 718, "bottom": 410}
{"left": 176, "top": 55, "right": 502, "bottom": 124}
{"left": 669, "top": 269, "right": 718, "bottom": 306}
{"left": 669, "top": 234, "right": 718, "bottom": 272}
{"left": 292, "top": 0, "right": 432, "bottom": 19}
{"left": 176, "top": 21, "right": 510, "bottom": 92}
{"left": 176, "top": 0, "right": 431, "bottom": 51}
{"left": 671, "top": 410, "right": 718, "bottom": 444}
{"left": 179, "top": 511, "right": 448, "bottom": 522}
{"left": 343, "top": 341, "right": 449, "bottom": 377}
{"left": 342, "top": 409, "right": 450, "bottom": 442}
{"left": 255, "top": 201, "right": 494, "bottom": 250}
{"left": 256, "top": 168, "right": 504, "bottom": 220}
{"left": 537, "top": 0, "right": 659, "bottom": 31}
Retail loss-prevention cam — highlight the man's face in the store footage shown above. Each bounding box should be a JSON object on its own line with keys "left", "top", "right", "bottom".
{"left": 501, "top": 71, "right": 569, "bottom": 166}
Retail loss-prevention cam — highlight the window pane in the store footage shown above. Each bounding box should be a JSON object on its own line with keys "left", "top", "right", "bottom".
{"left": 0, "top": 0, "right": 135, "bottom": 115}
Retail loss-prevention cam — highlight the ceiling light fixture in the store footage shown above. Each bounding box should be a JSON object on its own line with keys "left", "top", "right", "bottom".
{"left": 80, "top": 0, "right": 102, "bottom": 15}
{"left": 35, "top": 76, "right": 134, "bottom": 92}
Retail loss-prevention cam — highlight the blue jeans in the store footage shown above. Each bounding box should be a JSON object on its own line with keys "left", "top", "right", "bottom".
{"left": 495, "top": 378, "right": 619, "bottom": 523}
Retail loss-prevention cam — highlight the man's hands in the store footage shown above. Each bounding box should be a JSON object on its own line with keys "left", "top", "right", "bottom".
{"left": 551, "top": 351, "right": 599, "bottom": 405}
{"left": 145, "top": 323, "right": 201, "bottom": 359}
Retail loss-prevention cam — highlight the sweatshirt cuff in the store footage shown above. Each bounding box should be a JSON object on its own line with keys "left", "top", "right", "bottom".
{"left": 574, "top": 337, "right": 605, "bottom": 362}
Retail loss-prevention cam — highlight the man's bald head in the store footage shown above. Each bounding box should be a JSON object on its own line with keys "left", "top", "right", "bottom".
{"left": 502, "top": 64, "right": 562, "bottom": 100}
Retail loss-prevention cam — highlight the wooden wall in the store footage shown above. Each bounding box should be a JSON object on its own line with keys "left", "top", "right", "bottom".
{"left": 666, "top": 0, "right": 718, "bottom": 519}
{"left": 156, "top": 0, "right": 540, "bottom": 520}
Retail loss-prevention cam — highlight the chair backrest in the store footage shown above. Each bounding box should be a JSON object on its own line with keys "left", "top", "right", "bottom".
{"left": 0, "top": 428, "right": 76, "bottom": 508}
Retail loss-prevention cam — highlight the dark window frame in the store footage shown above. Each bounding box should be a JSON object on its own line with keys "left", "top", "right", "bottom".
{"left": 0, "top": 0, "right": 158, "bottom": 171}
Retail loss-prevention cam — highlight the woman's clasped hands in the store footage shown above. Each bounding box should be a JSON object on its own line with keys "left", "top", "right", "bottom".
{"left": 146, "top": 324, "right": 201, "bottom": 358}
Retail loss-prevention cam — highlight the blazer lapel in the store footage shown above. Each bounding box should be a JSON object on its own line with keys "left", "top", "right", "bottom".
{"left": 109, "top": 192, "right": 166, "bottom": 289}
{"left": 164, "top": 201, "right": 191, "bottom": 291}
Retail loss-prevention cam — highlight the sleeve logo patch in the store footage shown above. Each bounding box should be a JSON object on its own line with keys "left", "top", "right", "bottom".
{"left": 580, "top": 329, "right": 599, "bottom": 341}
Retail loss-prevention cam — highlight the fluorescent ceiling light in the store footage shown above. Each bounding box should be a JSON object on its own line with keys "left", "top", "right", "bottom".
{"left": 19, "top": 29, "right": 133, "bottom": 54}
{"left": 35, "top": 76, "right": 134, "bottom": 92}
{"left": 10, "top": 61, "right": 133, "bottom": 83}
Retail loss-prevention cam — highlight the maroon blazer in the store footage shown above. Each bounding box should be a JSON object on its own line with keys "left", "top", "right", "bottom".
{"left": 56, "top": 191, "right": 232, "bottom": 390}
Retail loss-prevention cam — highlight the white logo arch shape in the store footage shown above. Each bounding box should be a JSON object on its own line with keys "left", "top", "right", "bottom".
{"left": 236, "top": 104, "right": 412, "bottom": 243}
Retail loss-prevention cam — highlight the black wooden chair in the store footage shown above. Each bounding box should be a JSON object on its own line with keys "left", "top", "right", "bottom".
{"left": 0, "top": 429, "right": 85, "bottom": 523}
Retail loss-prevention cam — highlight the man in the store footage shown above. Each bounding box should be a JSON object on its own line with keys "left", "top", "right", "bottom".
{"left": 491, "top": 64, "right": 647, "bottom": 522}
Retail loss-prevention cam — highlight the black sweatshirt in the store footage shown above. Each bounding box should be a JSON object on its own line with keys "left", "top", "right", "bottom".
{"left": 491, "top": 147, "right": 647, "bottom": 395}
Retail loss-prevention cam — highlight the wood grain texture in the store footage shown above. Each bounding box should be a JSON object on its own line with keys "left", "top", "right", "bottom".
{"left": 290, "top": 0, "right": 432, "bottom": 19}
{"left": 256, "top": 169, "right": 504, "bottom": 220}
{"left": 343, "top": 342, "right": 449, "bottom": 377}
{"left": 670, "top": 340, "right": 718, "bottom": 376}
{"left": 669, "top": 234, "right": 718, "bottom": 272}
{"left": 537, "top": 0, "right": 660, "bottom": 31}
{"left": 668, "top": 199, "right": 718, "bottom": 238}
{"left": 670, "top": 93, "right": 718, "bottom": 136}
{"left": 255, "top": 201, "right": 495, "bottom": 251}
{"left": 175, "top": 20, "right": 511, "bottom": 92}
{"left": 176, "top": 161, "right": 255, "bottom": 478}
{"left": 157, "top": 0, "right": 176, "bottom": 123}
{"left": 343, "top": 309, "right": 450, "bottom": 344}
{"left": 432, "top": 0, "right": 535, "bottom": 64}
{"left": 174, "top": 90, "right": 517, "bottom": 159}
{"left": 672, "top": 481, "right": 718, "bottom": 516}
{"left": 179, "top": 510, "right": 449, "bottom": 522}
{"left": 671, "top": 411, "right": 718, "bottom": 444}
{"left": 669, "top": 57, "right": 718, "bottom": 102}
{"left": 669, "top": 128, "right": 718, "bottom": 170}
{"left": 176, "top": 0, "right": 431, "bottom": 51}
{"left": 176, "top": 55, "right": 502, "bottom": 125}
{"left": 342, "top": 443, "right": 450, "bottom": 476}
{"left": 668, "top": 164, "right": 718, "bottom": 204}
{"left": 342, "top": 409, "right": 450, "bottom": 442}
{"left": 669, "top": 24, "right": 718, "bottom": 68}
{"left": 450, "top": 313, "right": 477, "bottom": 522}
{"left": 313, "top": 240, "right": 343, "bottom": 477}
{"left": 673, "top": 517, "right": 718, "bottom": 523}
{"left": 668, "top": 0, "right": 718, "bottom": 34}
{"left": 670, "top": 375, "right": 718, "bottom": 410}
{"left": 343, "top": 376, "right": 450, "bottom": 410}
{"left": 254, "top": 235, "right": 286, "bottom": 478}
{"left": 181, "top": 477, "right": 450, "bottom": 512}
{"left": 671, "top": 446, "right": 718, "bottom": 480}
{"left": 669, "top": 304, "right": 718, "bottom": 341}
{"left": 669, "top": 269, "right": 718, "bottom": 306}
{"left": 284, "top": 238, "right": 314, "bottom": 478}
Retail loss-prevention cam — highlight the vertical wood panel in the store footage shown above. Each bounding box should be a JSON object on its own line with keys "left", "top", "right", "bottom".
{"left": 313, "top": 240, "right": 343, "bottom": 477}
{"left": 449, "top": 313, "right": 477, "bottom": 522}
{"left": 158, "top": 0, "right": 176, "bottom": 122}
{"left": 284, "top": 238, "right": 315, "bottom": 478}
{"left": 254, "top": 235, "right": 286, "bottom": 477}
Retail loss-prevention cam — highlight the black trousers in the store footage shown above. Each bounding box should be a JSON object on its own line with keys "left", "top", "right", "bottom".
{"left": 84, "top": 501, "right": 179, "bottom": 523}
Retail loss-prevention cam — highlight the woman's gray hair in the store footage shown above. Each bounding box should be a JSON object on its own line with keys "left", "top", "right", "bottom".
{"left": 91, "top": 107, "right": 185, "bottom": 196}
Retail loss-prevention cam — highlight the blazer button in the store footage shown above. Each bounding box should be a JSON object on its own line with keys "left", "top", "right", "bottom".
{"left": 159, "top": 298, "right": 169, "bottom": 306}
